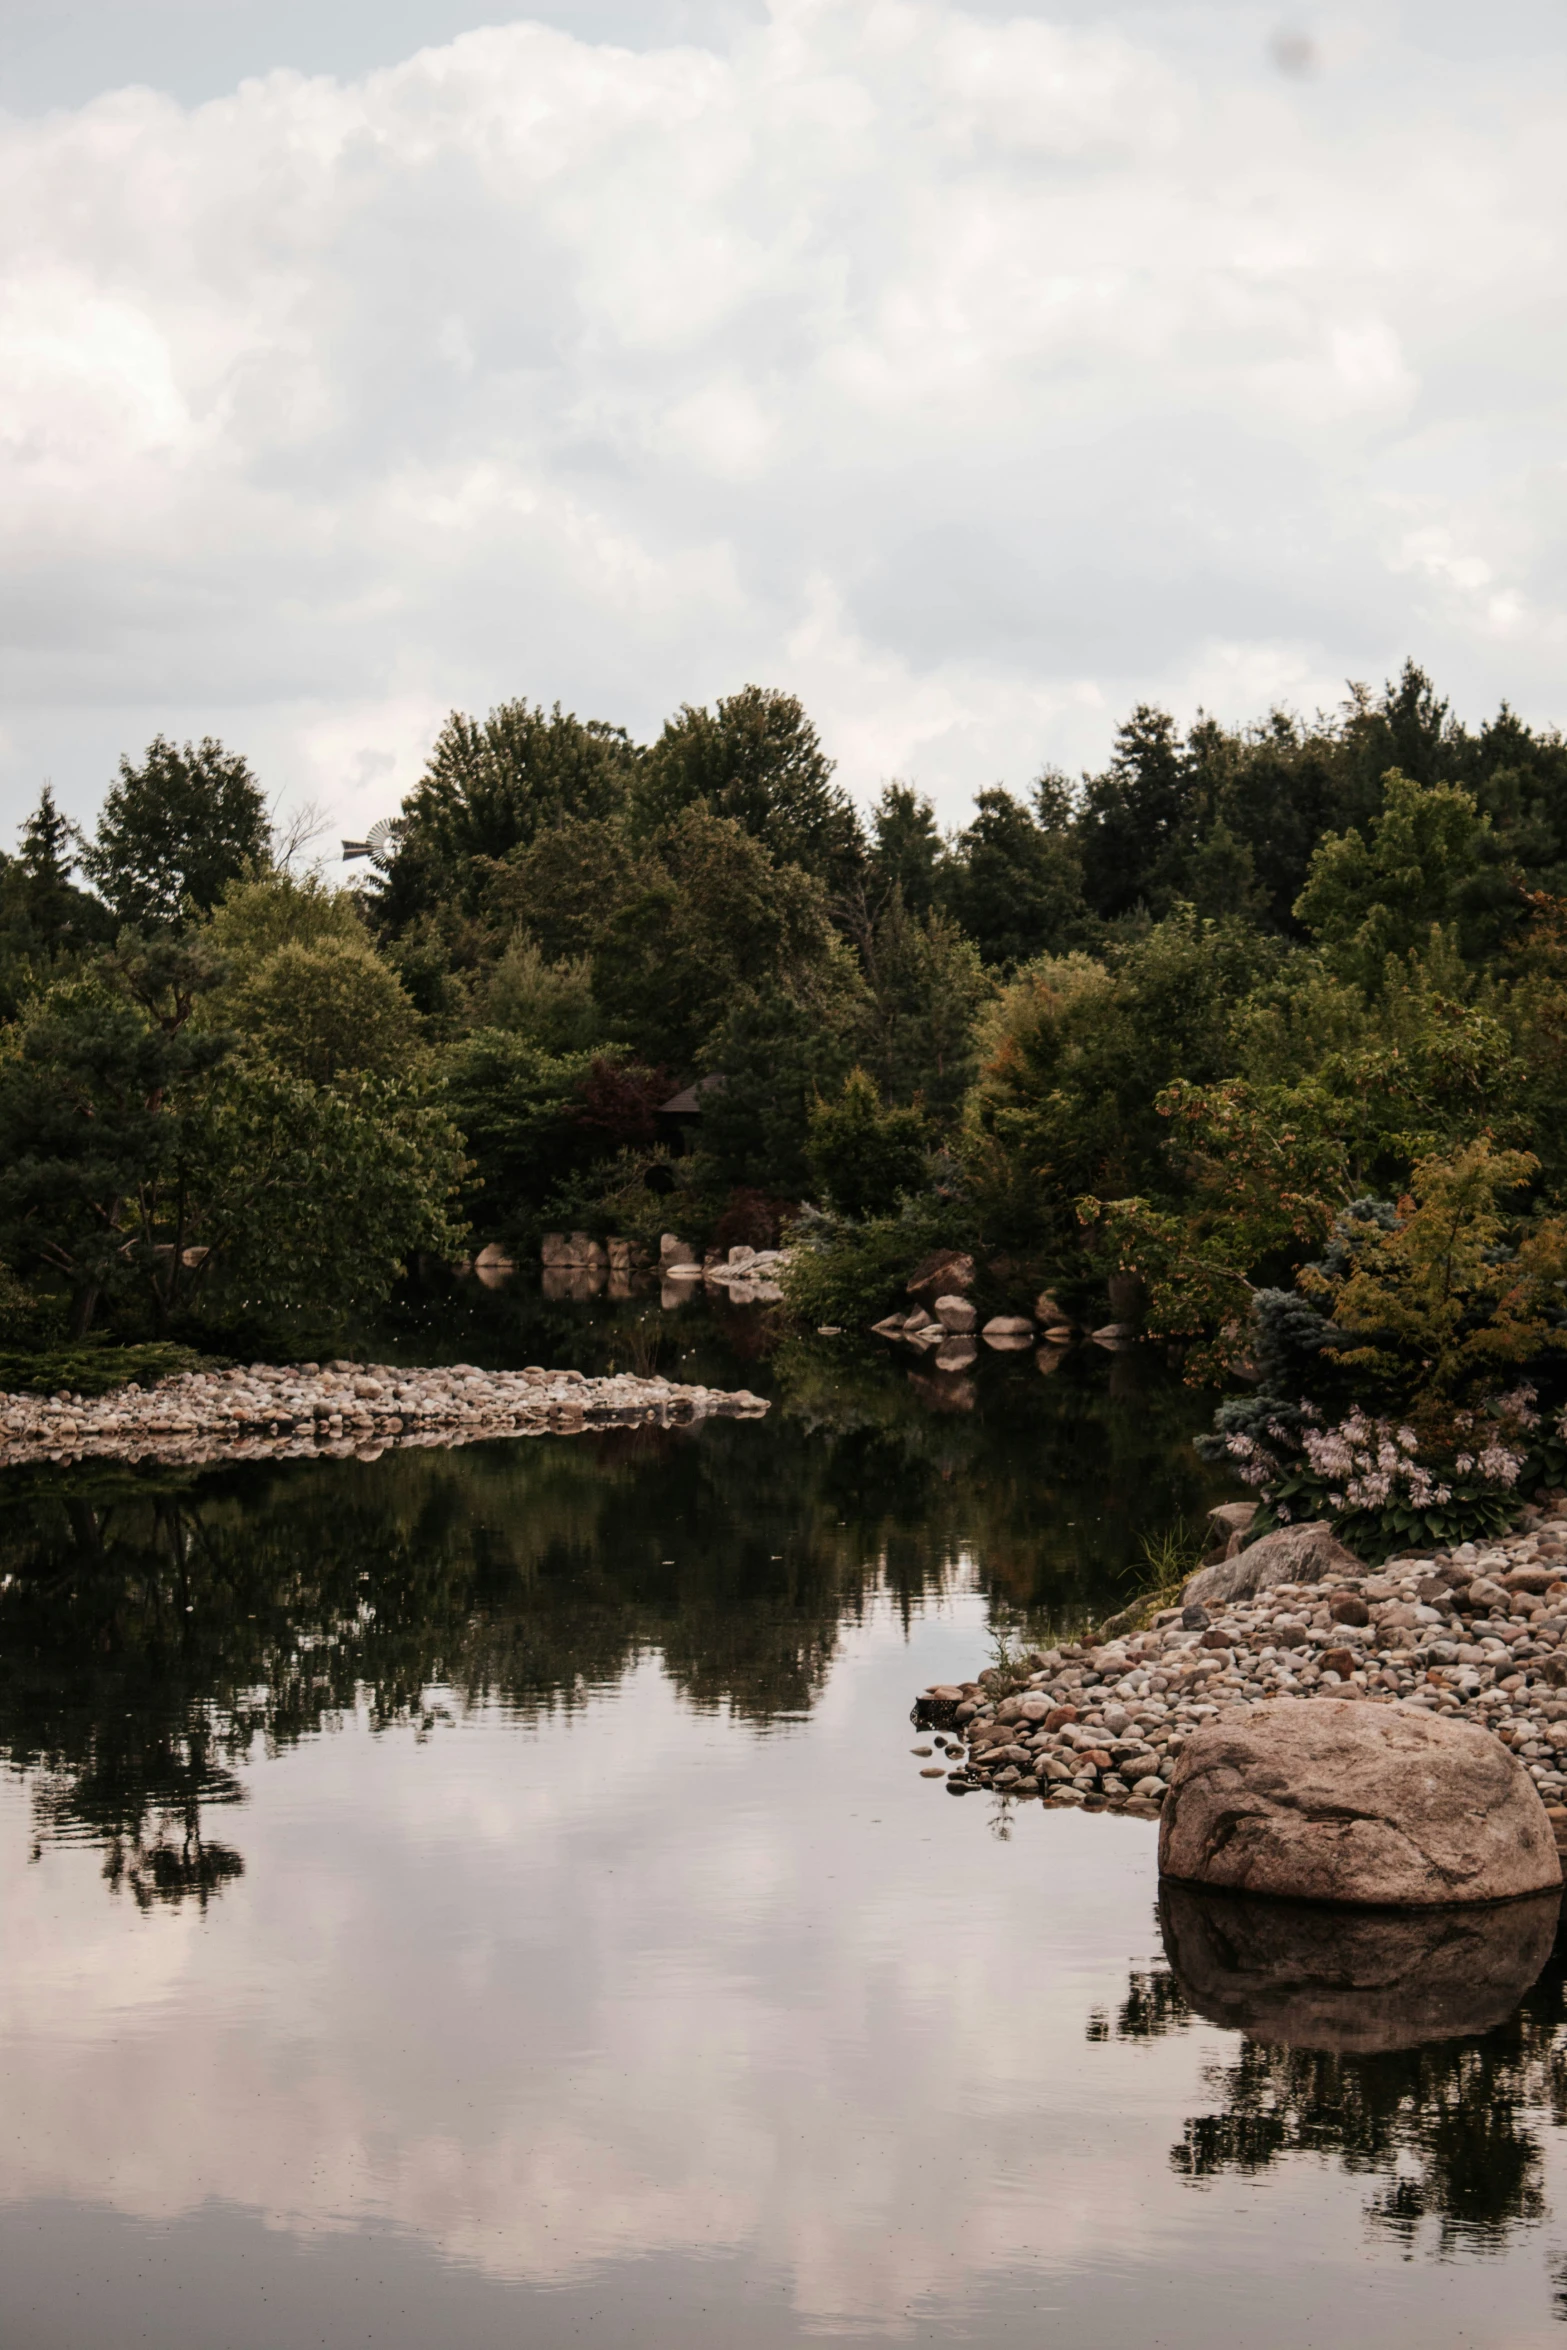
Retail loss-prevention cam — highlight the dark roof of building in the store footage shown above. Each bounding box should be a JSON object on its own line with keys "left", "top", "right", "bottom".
{"left": 657, "top": 1074, "right": 728, "bottom": 1117}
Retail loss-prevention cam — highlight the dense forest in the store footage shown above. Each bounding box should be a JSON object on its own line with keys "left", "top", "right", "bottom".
{"left": 8, "top": 660, "right": 1567, "bottom": 1549}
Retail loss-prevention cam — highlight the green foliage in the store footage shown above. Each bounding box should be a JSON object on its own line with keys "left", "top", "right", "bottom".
{"left": 781, "top": 1201, "right": 963, "bottom": 1329}
{"left": 1077, "top": 704, "right": 1199, "bottom": 921}
{"left": 1293, "top": 768, "right": 1499, "bottom": 987}
{"left": 1079, "top": 1075, "right": 1349, "bottom": 1376}
{"left": 439, "top": 1031, "right": 605, "bottom": 1230}
{"left": 1194, "top": 1146, "right": 1567, "bottom": 1557}
{"left": 0, "top": 1342, "right": 204, "bottom": 1398}
{"left": 480, "top": 935, "right": 605, "bottom": 1053}
{"left": 378, "top": 699, "right": 637, "bottom": 924}
{"left": 699, "top": 963, "right": 865, "bottom": 1194}
{"left": 0, "top": 787, "right": 112, "bottom": 1019}
{"left": 203, "top": 869, "right": 367, "bottom": 975}
{"left": 0, "top": 950, "right": 231, "bottom": 1335}
{"left": 0, "top": 920, "right": 461, "bottom": 1345}
{"left": 481, "top": 816, "right": 641, "bottom": 964}
{"left": 635, "top": 684, "right": 864, "bottom": 891}
{"left": 1299, "top": 1140, "right": 1567, "bottom": 1406}
{"left": 182, "top": 1061, "right": 466, "bottom": 1331}
{"left": 805, "top": 1069, "right": 929, "bottom": 1218}
{"left": 854, "top": 891, "right": 991, "bottom": 1117}
{"left": 82, "top": 735, "right": 270, "bottom": 927}
{"left": 941, "top": 784, "right": 1086, "bottom": 967}
{"left": 966, "top": 913, "right": 1276, "bottom": 1245}
{"left": 227, "top": 938, "right": 423, "bottom": 1086}
{"left": 592, "top": 805, "right": 853, "bottom": 1074}
{"left": 868, "top": 783, "right": 945, "bottom": 914}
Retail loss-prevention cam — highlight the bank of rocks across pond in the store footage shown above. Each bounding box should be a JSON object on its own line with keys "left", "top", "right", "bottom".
{"left": 914, "top": 1509, "right": 1567, "bottom": 1822}
{"left": 0, "top": 1362, "right": 769, "bottom": 1470}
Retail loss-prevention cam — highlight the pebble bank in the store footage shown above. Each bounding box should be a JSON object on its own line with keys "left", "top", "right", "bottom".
{"left": 0, "top": 1362, "right": 768, "bottom": 1469}
{"left": 914, "top": 1511, "right": 1567, "bottom": 1825}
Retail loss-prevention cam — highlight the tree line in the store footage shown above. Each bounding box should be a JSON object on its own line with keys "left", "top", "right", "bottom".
{"left": 9, "top": 660, "right": 1567, "bottom": 1542}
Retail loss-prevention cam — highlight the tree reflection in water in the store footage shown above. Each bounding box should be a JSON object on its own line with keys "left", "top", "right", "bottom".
{"left": 0, "top": 1340, "right": 1221, "bottom": 1909}
{"left": 1092, "top": 1883, "right": 1567, "bottom": 2261}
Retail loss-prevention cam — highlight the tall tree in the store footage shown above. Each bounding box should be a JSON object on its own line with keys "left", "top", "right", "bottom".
{"left": 1077, "top": 705, "right": 1200, "bottom": 920}
{"left": 0, "top": 786, "right": 112, "bottom": 1013}
{"left": 592, "top": 805, "right": 852, "bottom": 1072}
{"left": 380, "top": 701, "right": 638, "bottom": 926}
{"left": 636, "top": 685, "right": 865, "bottom": 892}
{"left": 868, "top": 783, "right": 945, "bottom": 915}
{"left": 83, "top": 737, "right": 271, "bottom": 928}
{"left": 1293, "top": 769, "right": 1497, "bottom": 987}
{"left": 0, "top": 938, "right": 231, "bottom": 1335}
{"left": 941, "top": 786, "right": 1085, "bottom": 967}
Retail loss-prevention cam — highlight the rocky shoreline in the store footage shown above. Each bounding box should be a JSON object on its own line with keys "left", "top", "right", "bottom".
{"left": 914, "top": 1506, "right": 1567, "bottom": 1825}
{"left": 0, "top": 1362, "right": 769, "bottom": 1470}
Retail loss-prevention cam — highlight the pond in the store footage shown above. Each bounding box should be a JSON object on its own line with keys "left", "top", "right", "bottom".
{"left": 4, "top": 1294, "right": 1567, "bottom": 2348}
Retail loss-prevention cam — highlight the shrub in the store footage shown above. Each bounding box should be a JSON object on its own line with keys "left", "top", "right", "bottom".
{"left": 805, "top": 1068, "right": 928, "bottom": 1218}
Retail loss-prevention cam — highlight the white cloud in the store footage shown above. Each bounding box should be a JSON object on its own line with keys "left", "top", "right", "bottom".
{"left": 0, "top": 0, "right": 1565, "bottom": 851}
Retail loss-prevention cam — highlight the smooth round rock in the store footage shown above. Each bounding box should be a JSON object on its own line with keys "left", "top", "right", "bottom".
{"left": 1158, "top": 1698, "right": 1563, "bottom": 1906}
{"left": 1159, "top": 1879, "right": 1562, "bottom": 2050}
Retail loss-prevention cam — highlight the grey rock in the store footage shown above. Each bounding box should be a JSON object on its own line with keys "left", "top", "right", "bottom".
{"left": 1160, "top": 1880, "right": 1562, "bottom": 2051}
{"left": 1159, "top": 1698, "right": 1563, "bottom": 1906}
{"left": 1184, "top": 1521, "right": 1364, "bottom": 1608}
{"left": 934, "top": 1294, "right": 977, "bottom": 1333}
{"left": 907, "top": 1250, "right": 975, "bottom": 1297}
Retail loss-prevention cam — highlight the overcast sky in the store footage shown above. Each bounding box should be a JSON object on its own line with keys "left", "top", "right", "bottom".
{"left": 1, "top": 0, "right": 1564, "bottom": 860}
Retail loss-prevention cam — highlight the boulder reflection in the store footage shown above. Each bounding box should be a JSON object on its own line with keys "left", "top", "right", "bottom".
{"left": 1093, "top": 1882, "right": 1567, "bottom": 2253}
{"left": 1159, "top": 1882, "right": 1562, "bottom": 2055}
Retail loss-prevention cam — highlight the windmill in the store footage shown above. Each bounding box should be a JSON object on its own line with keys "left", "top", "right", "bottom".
{"left": 340, "top": 817, "right": 402, "bottom": 868}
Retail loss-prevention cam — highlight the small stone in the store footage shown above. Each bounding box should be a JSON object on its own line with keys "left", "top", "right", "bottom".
{"left": 1328, "top": 1593, "right": 1371, "bottom": 1627}
{"left": 920, "top": 1766, "right": 948, "bottom": 1778}
{"left": 911, "top": 1745, "right": 933, "bottom": 1756}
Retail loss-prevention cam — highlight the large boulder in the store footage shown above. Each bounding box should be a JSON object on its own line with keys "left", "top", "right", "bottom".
{"left": 934, "top": 1294, "right": 976, "bottom": 1333}
{"left": 1183, "top": 1519, "right": 1361, "bottom": 1607}
{"left": 907, "top": 1250, "right": 974, "bottom": 1298}
{"left": 1159, "top": 1880, "right": 1561, "bottom": 2051}
{"left": 1159, "top": 1699, "right": 1563, "bottom": 1907}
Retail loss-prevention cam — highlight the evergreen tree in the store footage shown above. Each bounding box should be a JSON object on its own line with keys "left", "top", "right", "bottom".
{"left": 941, "top": 786, "right": 1085, "bottom": 966}
{"left": 868, "top": 783, "right": 945, "bottom": 914}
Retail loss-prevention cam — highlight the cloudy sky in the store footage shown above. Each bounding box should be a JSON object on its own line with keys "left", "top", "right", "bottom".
{"left": 1, "top": 0, "right": 1564, "bottom": 858}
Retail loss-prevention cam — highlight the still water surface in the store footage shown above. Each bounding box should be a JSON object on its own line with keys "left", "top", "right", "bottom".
{"left": 5, "top": 1309, "right": 1567, "bottom": 2346}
